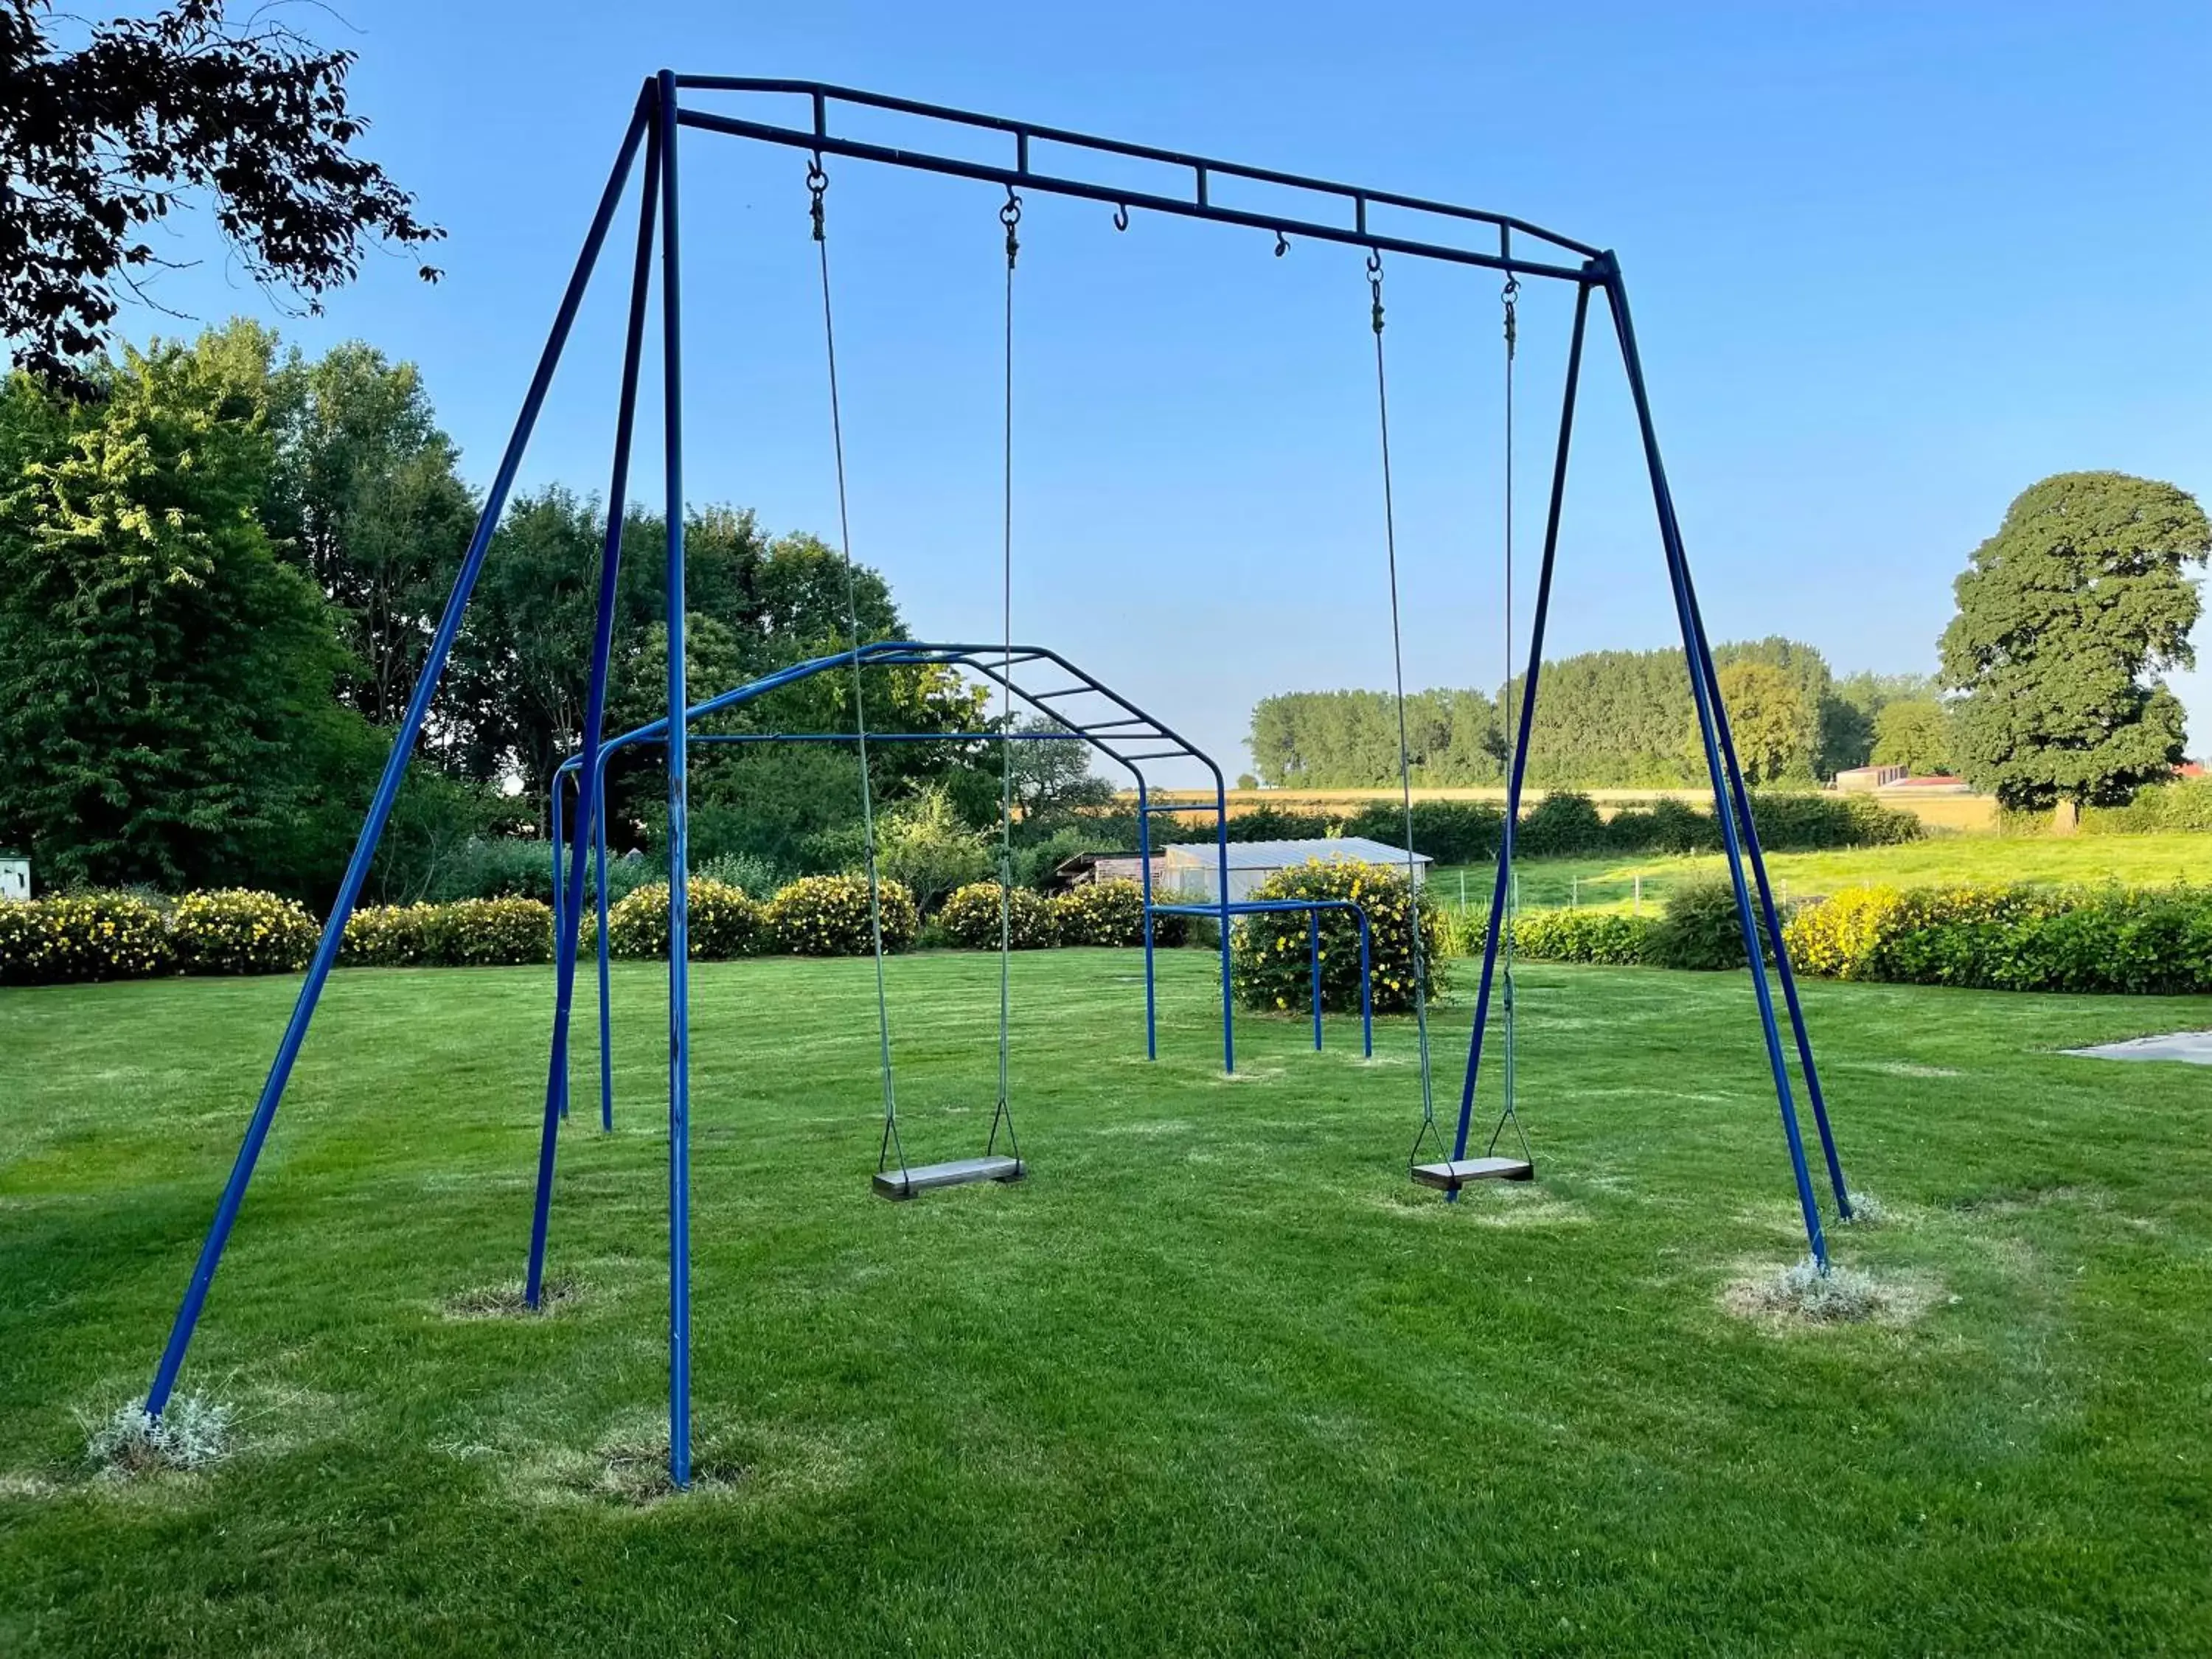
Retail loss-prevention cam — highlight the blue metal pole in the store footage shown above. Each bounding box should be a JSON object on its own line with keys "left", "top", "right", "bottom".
{"left": 1137, "top": 779, "right": 1158, "bottom": 1060}
{"left": 143, "top": 91, "right": 654, "bottom": 1419}
{"left": 1599, "top": 258, "right": 1826, "bottom": 1268}
{"left": 549, "top": 772, "right": 568, "bottom": 1122}
{"left": 1210, "top": 764, "right": 1234, "bottom": 1074}
{"left": 1681, "top": 582, "right": 1851, "bottom": 1219}
{"left": 1357, "top": 909, "right": 1373, "bottom": 1057}
{"left": 526, "top": 112, "right": 661, "bottom": 1307}
{"left": 656, "top": 69, "right": 694, "bottom": 1490}
{"left": 1310, "top": 909, "right": 1323, "bottom": 1051}
{"left": 594, "top": 746, "right": 615, "bottom": 1132}
{"left": 1452, "top": 277, "right": 1592, "bottom": 1163}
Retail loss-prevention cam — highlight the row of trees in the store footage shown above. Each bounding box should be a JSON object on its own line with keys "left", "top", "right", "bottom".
{"left": 0, "top": 321, "right": 1096, "bottom": 900}
{"left": 1249, "top": 639, "right": 1937, "bottom": 790}
{"left": 1249, "top": 473, "right": 2208, "bottom": 814}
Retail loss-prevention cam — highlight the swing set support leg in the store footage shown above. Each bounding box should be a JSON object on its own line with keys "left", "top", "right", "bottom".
{"left": 141, "top": 91, "right": 655, "bottom": 1422}
{"left": 1601, "top": 257, "right": 1828, "bottom": 1269}
{"left": 527, "top": 106, "right": 661, "bottom": 1310}
{"left": 1452, "top": 277, "right": 1591, "bottom": 1172}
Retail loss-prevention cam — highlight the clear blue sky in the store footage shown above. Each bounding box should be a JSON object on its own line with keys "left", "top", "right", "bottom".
{"left": 122, "top": 1, "right": 2212, "bottom": 782}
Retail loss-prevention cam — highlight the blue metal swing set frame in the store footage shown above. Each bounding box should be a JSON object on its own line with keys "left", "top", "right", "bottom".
{"left": 141, "top": 74, "right": 1852, "bottom": 1489}
{"left": 543, "top": 639, "right": 1377, "bottom": 1133}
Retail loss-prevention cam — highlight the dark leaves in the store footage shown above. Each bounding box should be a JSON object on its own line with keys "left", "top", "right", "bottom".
{"left": 0, "top": 1, "right": 442, "bottom": 392}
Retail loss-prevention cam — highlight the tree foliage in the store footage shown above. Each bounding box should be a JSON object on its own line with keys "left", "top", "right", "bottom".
{"left": 1941, "top": 472, "right": 2208, "bottom": 810}
{"left": 0, "top": 334, "right": 375, "bottom": 893}
{"left": 0, "top": 1, "right": 440, "bottom": 386}
{"left": 1870, "top": 698, "right": 1952, "bottom": 776}
{"left": 1251, "top": 638, "right": 1854, "bottom": 788}
{"left": 1714, "top": 660, "right": 1807, "bottom": 785}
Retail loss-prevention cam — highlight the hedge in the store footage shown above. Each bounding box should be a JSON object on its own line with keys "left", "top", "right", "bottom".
{"left": 605, "top": 880, "right": 764, "bottom": 961}
{"left": 938, "top": 882, "right": 1060, "bottom": 950}
{"left": 1230, "top": 859, "right": 1444, "bottom": 1016}
{"left": 1509, "top": 909, "right": 1655, "bottom": 966}
{"left": 170, "top": 890, "right": 319, "bottom": 975}
{"left": 766, "top": 874, "right": 919, "bottom": 956}
{"left": 1054, "top": 879, "right": 1147, "bottom": 947}
{"left": 0, "top": 892, "right": 173, "bottom": 984}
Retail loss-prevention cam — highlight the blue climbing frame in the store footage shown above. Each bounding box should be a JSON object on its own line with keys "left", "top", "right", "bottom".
{"left": 142, "top": 75, "right": 1848, "bottom": 1490}
{"left": 543, "top": 641, "right": 1380, "bottom": 1131}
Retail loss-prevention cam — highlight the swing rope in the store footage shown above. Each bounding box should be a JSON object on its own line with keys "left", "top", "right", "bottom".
{"left": 807, "top": 158, "right": 907, "bottom": 1179}
{"left": 987, "top": 187, "right": 1023, "bottom": 1165}
{"left": 1487, "top": 269, "right": 1533, "bottom": 1166}
{"left": 1365, "top": 251, "right": 1441, "bottom": 1169}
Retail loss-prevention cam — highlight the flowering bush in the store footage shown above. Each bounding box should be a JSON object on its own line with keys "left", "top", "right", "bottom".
{"left": 765, "top": 874, "right": 918, "bottom": 956}
{"left": 0, "top": 892, "right": 173, "bottom": 984}
{"left": 1230, "top": 859, "right": 1444, "bottom": 1015}
{"left": 937, "top": 881, "right": 1060, "bottom": 950}
{"left": 422, "top": 898, "right": 554, "bottom": 967}
{"left": 605, "top": 880, "right": 763, "bottom": 961}
{"left": 341, "top": 905, "right": 438, "bottom": 968}
{"left": 170, "top": 890, "right": 319, "bottom": 975}
{"left": 1510, "top": 909, "right": 1655, "bottom": 966}
{"left": 1054, "top": 879, "right": 1147, "bottom": 947}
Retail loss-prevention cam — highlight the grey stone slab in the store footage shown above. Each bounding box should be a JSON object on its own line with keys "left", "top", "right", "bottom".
{"left": 2064, "top": 1031, "right": 2212, "bottom": 1066}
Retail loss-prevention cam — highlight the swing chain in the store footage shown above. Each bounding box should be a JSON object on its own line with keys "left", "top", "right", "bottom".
{"left": 1367, "top": 248, "right": 1385, "bottom": 336}
{"left": 1501, "top": 271, "right": 1520, "bottom": 361}
{"left": 807, "top": 156, "right": 828, "bottom": 243}
{"left": 1001, "top": 187, "right": 1023, "bottom": 267}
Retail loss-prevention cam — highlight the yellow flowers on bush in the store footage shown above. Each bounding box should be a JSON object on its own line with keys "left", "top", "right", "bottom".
{"left": 938, "top": 881, "right": 1060, "bottom": 950}
{"left": 1229, "top": 859, "right": 1444, "bottom": 1016}
{"left": 765, "top": 874, "right": 918, "bottom": 956}
{"left": 341, "top": 905, "right": 437, "bottom": 968}
{"left": 423, "top": 898, "right": 555, "bottom": 966}
{"left": 0, "top": 892, "right": 173, "bottom": 984}
{"left": 1052, "top": 878, "right": 1148, "bottom": 947}
{"left": 170, "top": 890, "right": 319, "bottom": 975}
{"left": 605, "top": 880, "right": 762, "bottom": 961}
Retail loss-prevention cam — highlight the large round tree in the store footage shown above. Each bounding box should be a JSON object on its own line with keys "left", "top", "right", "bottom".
{"left": 1940, "top": 472, "right": 2208, "bottom": 821}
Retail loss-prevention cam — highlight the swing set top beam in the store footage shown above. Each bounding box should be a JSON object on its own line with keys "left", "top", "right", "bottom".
{"left": 668, "top": 77, "right": 1604, "bottom": 282}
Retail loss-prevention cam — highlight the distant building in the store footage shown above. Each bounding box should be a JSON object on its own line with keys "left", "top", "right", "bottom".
{"left": 1048, "top": 851, "right": 1168, "bottom": 893}
{"left": 1161, "top": 838, "right": 1432, "bottom": 904}
{"left": 1834, "top": 764, "right": 1907, "bottom": 792}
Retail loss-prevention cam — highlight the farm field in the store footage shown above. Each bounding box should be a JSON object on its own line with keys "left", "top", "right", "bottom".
{"left": 4, "top": 950, "right": 2211, "bottom": 1655}
{"left": 1433, "top": 830, "right": 2212, "bottom": 915}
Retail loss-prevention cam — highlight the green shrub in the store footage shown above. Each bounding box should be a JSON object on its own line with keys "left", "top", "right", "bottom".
{"left": 170, "top": 889, "right": 319, "bottom": 975}
{"left": 1516, "top": 792, "right": 1609, "bottom": 857}
{"left": 2083, "top": 777, "right": 2212, "bottom": 834}
{"left": 1340, "top": 800, "right": 1505, "bottom": 865}
{"left": 341, "top": 904, "right": 437, "bottom": 968}
{"left": 1781, "top": 885, "right": 1905, "bottom": 980}
{"left": 1511, "top": 909, "right": 1655, "bottom": 966}
{"left": 1604, "top": 797, "right": 1718, "bottom": 855}
{"left": 5, "top": 892, "right": 174, "bottom": 984}
{"left": 1745, "top": 792, "right": 1921, "bottom": 851}
{"left": 691, "top": 850, "right": 782, "bottom": 898}
{"left": 1222, "top": 804, "right": 1334, "bottom": 843}
{"left": 422, "top": 898, "right": 555, "bottom": 967}
{"left": 765, "top": 874, "right": 918, "bottom": 956}
{"left": 937, "top": 881, "right": 1060, "bottom": 950}
{"left": 1054, "top": 879, "right": 1148, "bottom": 947}
{"left": 1645, "top": 874, "right": 1780, "bottom": 971}
{"left": 425, "top": 836, "right": 558, "bottom": 903}
{"left": 1231, "top": 860, "right": 1444, "bottom": 1015}
{"left": 605, "top": 880, "right": 764, "bottom": 961}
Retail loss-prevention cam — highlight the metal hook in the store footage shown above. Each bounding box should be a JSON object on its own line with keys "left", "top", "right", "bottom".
{"left": 1366, "top": 248, "right": 1383, "bottom": 279}
{"left": 1274, "top": 229, "right": 1290, "bottom": 258}
{"left": 1113, "top": 201, "right": 1130, "bottom": 232}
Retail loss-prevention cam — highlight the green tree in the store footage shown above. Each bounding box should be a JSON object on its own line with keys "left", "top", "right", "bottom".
{"left": 874, "top": 787, "right": 992, "bottom": 915}
{"left": 0, "top": 335, "right": 372, "bottom": 893}
{"left": 265, "top": 337, "right": 478, "bottom": 728}
{"left": 1941, "top": 472, "right": 2208, "bottom": 814}
{"left": 1714, "top": 660, "right": 1807, "bottom": 785}
{"left": 1004, "top": 715, "right": 1116, "bottom": 828}
{"left": 1870, "top": 699, "right": 1952, "bottom": 776}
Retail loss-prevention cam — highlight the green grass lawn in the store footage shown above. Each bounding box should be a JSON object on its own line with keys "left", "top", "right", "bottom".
{"left": 4, "top": 950, "right": 2211, "bottom": 1655}
{"left": 1433, "top": 829, "right": 2212, "bottom": 914}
